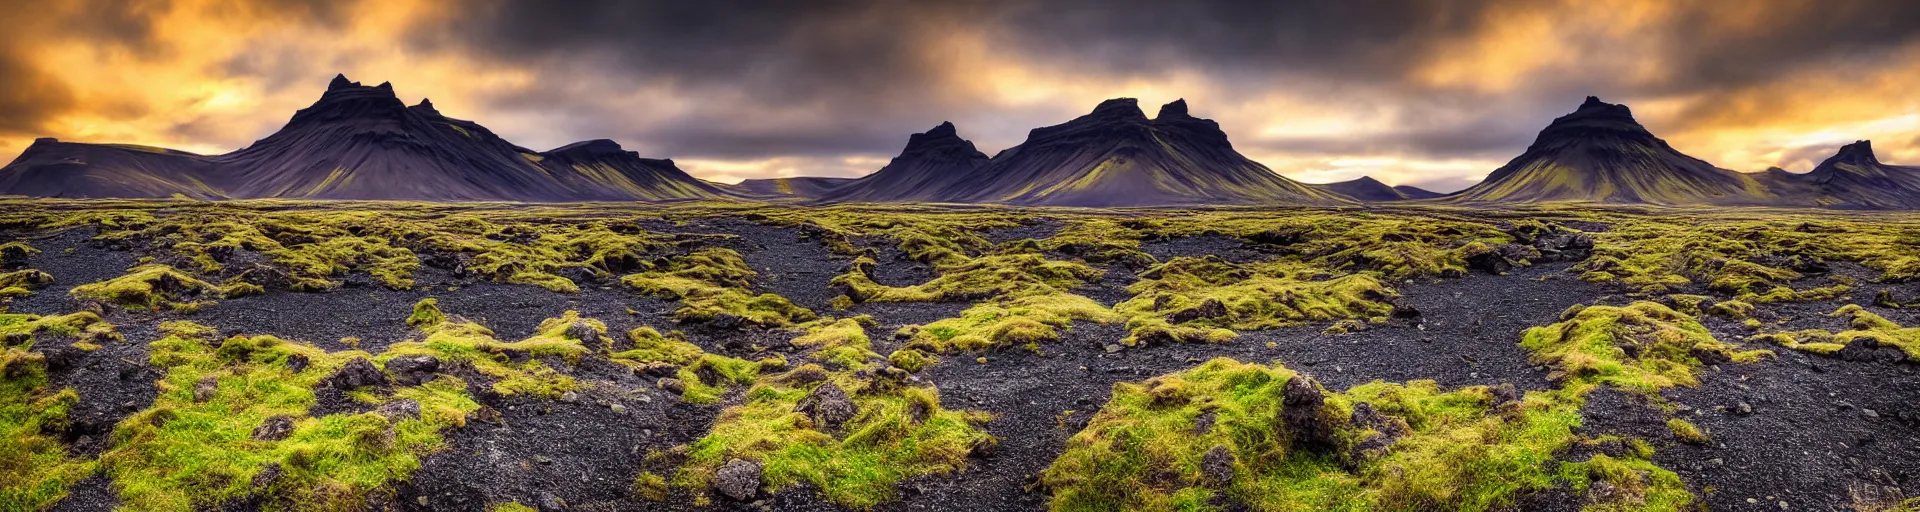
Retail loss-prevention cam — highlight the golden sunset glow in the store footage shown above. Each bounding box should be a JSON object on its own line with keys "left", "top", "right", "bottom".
{"left": 5, "top": 0, "right": 1920, "bottom": 190}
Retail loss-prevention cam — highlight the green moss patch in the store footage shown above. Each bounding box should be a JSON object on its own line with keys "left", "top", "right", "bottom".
{"left": 623, "top": 247, "right": 815, "bottom": 327}
{"left": 1042, "top": 358, "right": 1690, "bottom": 512}
{"left": 68, "top": 264, "right": 243, "bottom": 312}
{"left": 0, "top": 312, "right": 117, "bottom": 510}
{"left": 1521, "top": 302, "right": 1771, "bottom": 394}
{"left": 905, "top": 293, "right": 1120, "bottom": 353}
{"left": 1115, "top": 257, "right": 1396, "bottom": 346}
{"left": 1751, "top": 304, "right": 1920, "bottom": 362}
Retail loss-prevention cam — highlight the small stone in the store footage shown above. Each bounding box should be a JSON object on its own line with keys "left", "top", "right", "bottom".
{"left": 563, "top": 321, "right": 599, "bottom": 342}
{"left": 324, "top": 357, "right": 387, "bottom": 390}
{"left": 609, "top": 403, "right": 627, "bottom": 413}
{"left": 1736, "top": 402, "right": 1753, "bottom": 416}
{"left": 1863, "top": 409, "right": 1879, "bottom": 419}
{"left": 192, "top": 376, "right": 218, "bottom": 403}
{"left": 537, "top": 492, "right": 568, "bottom": 512}
{"left": 558, "top": 391, "right": 580, "bottom": 404}
{"left": 657, "top": 378, "right": 686, "bottom": 394}
{"left": 793, "top": 382, "right": 857, "bottom": 431}
{"left": 714, "top": 458, "right": 763, "bottom": 501}
{"left": 535, "top": 455, "right": 554, "bottom": 465}
{"left": 384, "top": 354, "right": 441, "bottom": 385}
{"left": 375, "top": 399, "right": 421, "bottom": 421}
{"left": 1103, "top": 344, "right": 1122, "bottom": 353}
{"left": 251, "top": 414, "right": 297, "bottom": 441}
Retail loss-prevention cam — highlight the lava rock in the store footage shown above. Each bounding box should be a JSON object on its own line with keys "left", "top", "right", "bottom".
{"left": 794, "top": 382, "right": 858, "bottom": 431}
{"left": 375, "top": 399, "right": 421, "bottom": 421}
{"left": 0, "top": 243, "right": 31, "bottom": 269}
{"left": 562, "top": 321, "right": 599, "bottom": 342}
{"left": 252, "top": 414, "right": 297, "bottom": 441}
{"left": 193, "top": 376, "right": 218, "bottom": 403}
{"left": 1168, "top": 299, "right": 1228, "bottom": 324}
{"left": 1280, "top": 373, "right": 1341, "bottom": 451}
{"left": 656, "top": 378, "right": 686, "bottom": 394}
{"left": 286, "top": 353, "right": 311, "bottom": 373}
{"left": 1347, "top": 402, "right": 1410, "bottom": 463}
{"left": 384, "top": 354, "right": 440, "bottom": 385}
{"left": 324, "top": 357, "right": 388, "bottom": 390}
{"left": 1200, "top": 445, "right": 1236, "bottom": 486}
{"left": 714, "top": 458, "right": 764, "bottom": 501}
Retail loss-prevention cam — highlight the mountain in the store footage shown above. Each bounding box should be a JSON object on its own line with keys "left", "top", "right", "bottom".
{"left": 1447, "top": 96, "right": 1768, "bottom": 205}
{"left": 0, "top": 75, "right": 739, "bottom": 202}
{"left": 1763, "top": 141, "right": 1920, "bottom": 209}
{"left": 935, "top": 99, "right": 1347, "bottom": 207}
{"left": 0, "top": 139, "right": 223, "bottom": 198}
{"left": 1393, "top": 185, "right": 1444, "bottom": 199}
{"left": 818, "top": 122, "right": 991, "bottom": 203}
{"left": 1310, "top": 176, "right": 1438, "bottom": 201}
{"left": 726, "top": 177, "right": 855, "bottom": 199}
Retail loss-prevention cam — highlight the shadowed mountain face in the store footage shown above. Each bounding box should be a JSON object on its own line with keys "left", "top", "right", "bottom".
{"left": 726, "top": 177, "right": 855, "bottom": 199}
{"left": 0, "top": 75, "right": 738, "bottom": 202}
{"left": 819, "top": 122, "right": 990, "bottom": 203}
{"left": 1449, "top": 97, "right": 1767, "bottom": 205}
{"left": 939, "top": 99, "right": 1347, "bottom": 207}
{"left": 1760, "top": 141, "right": 1920, "bottom": 209}
{"left": 1311, "top": 176, "right": 1440, "bottom": 201}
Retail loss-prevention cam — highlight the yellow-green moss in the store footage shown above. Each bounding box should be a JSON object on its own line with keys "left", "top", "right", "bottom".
{"left": 0, "top": 312, "right": 117, "bottom": 510}
{"left": 622, "top": 248, "right": 815, "bottom": 328}
{"left": 1520, "top": 302, "right": 1771, "bottom": 394}
{"left": 1042, "top": 358, "right": 1691, "bottom": 512}
{"left": 70, "top": 264, "right": 226, "bottom": 311}
{"left": 1665, "top": 419, "right": 1709, "bottom": 445}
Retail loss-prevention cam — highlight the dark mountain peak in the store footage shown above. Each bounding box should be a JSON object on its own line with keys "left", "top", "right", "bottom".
{"left": 1156, "top": 99, "right": 1190, "bottom": 119}
{"left": 900, "top": 121, "right": 984, "bottom": 159}
{"left": 328, "top": 73, "right": 355, "bottom": 91}
{"left": 1089, "top": 98, "right": 1146, "bottom": 120}
{"left": 409, "top": 98, "right": 442, "bottom": 117}
{"left": 1531, "top": 95, "right": 1651, "bottom": 145}
{"left": 286, "top": 75, "right": 409, "bottom": 126}
{"left": 1351, "top": 175, "right": 1386, "bottom": 186}
{"left": 1827, "top": 140, "right": 1879, "bottom": 166}
{"left": 1764, "top": 166, "right": 1796, "bottom": 176}
{"left": 547, "top": 139, "right": 631, "bottom": 158}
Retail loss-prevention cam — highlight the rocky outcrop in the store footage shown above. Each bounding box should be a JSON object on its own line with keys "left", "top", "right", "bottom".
{"left": 817, "top": 121, "right": 992, "bottom": 203}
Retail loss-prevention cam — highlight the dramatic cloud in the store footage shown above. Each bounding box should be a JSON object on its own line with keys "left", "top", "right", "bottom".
{"left": 6, "top": 0, "right": 1920, "bottom": 191}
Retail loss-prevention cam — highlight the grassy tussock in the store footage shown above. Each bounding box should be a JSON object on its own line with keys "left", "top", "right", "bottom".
{"left": 670, "top": 317, "right": 994, "bottom": 508}
{"left": 0, "top": 312, "right": 117, "bottom": 510}
{"left": 69, "top": 264, "right": 241, "bottom": 312}
{"left": 1521, "top": 302, "right": 1771, "bottom": 394}
{"left": 1115, "top": 256, "right": 1395, "bottom": 346}
{"left": 1751, "top": 304, "right": 1920, "bottom": 362}
{"left": 622, "top": 247, "right": 815, "bottom": 327}
{"left": 1043, "top": 358, "right": 1690, "bottom": 512}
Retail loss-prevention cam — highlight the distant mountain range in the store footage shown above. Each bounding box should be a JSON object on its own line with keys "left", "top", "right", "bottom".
{"left": 3, "top": 78, "right": 1917, "bottom": 209}
{"left": 0, "top": 75, "right": 738, "bottom": 202}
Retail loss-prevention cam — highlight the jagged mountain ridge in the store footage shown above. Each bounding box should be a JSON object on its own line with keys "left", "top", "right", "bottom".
{"left": 0, "top": 75, "right": 739, "bottom": 202}
{"left": 818, "top": 121, "right": 991, "bottom": 203}
{"left": 1759, "top": 141, "right": 1920, "bottom": 209}
{"left": 1448, "top": 97, "right": 1769, "bottom": 205}
{"left": 931, "top": 99, "right": 1348, "bottom": 206}
{"left": 1310, "top": 176, "right": 1440, "bottom": 201}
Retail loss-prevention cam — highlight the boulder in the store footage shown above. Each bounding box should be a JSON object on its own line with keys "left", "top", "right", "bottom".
{"left": 562, "top": 321, "right": 599, "bottom": 342}
{"left": 323, "top": 357, "right": 387, "bottom": 389}
{"left": 1168, "top": 299, "right": 1228, "bottom": 324}
{"left": 384, "top": 354, "right": 440, "bottom": 385}
{"left": 713, "top": 458, "right": 763, "bottom": 501}
{"left": 1280, "top": 374, "right": 1341, "bottom": 451}
{"left": 794, "top": 382, "right": 858, "bottom": 431}
{"left": 251, "top": 414, "right": 297, "bottom": 441}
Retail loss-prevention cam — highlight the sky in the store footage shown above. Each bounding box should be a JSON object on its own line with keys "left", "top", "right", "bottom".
{"left": 5, "top": 0, "right": 1920, "bottom": 192}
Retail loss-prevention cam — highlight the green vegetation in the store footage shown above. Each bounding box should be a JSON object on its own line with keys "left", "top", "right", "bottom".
{"left": 0, "top": 312, "right": 117, "bottom": 510}
{"left": 0, "top": 269, "right": 52, "bottom": 298}
{"left": 99, "top": 321, "right": 478, "bottom": 510}
{"left": 1751, "top": 304, "right": 1920, "bottom": 362}
{"left": 1571, "top": 217, "right": 1920, "bottom": 295}
{"left": 622, "top": 247, "right": 816, "bottom": 327}
{"left": 1116, "top": 256, "right": 1395, "bottom": 346}
{"left": 69, "top": 264, "right": 247, "bottom": 312}
{"left": 1042, "top": 358, "right": 1690, "bottom": 512}
{"left": 1665, "top": 419, "right": 1709, "bottom": 445}
{"left": 1520, "top": 302, "right": 1770, "bottom": 394}
{"left": 669, "top": 316, "right": 995, "bottom": 508}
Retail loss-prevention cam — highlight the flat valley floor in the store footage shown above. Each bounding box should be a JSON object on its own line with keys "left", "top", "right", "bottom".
{"left": 2, "top": 200, "right": 1917, "bottom": 512}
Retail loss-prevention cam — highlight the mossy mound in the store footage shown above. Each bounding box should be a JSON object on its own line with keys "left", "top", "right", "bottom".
{"left": 905, "top": 293, "right": 1120, "bottom": 353}
{"left": 99, "top": 321, "right": 480, "bottom": 510}
{"left": 834, "top": 253, "right": 1104, "bottom": 303}
{"left": 1043, "top": 358, "right": 1690, "bottom": 512}
{"left": 623, "top": 248, "right": 815, "bottom": 328}
{"left": 0, "top": 312, "right": 118, "bottom": 509}
{"left": 1521, "top": 302, "right": 1771, "bottom": 394}
{"left": 668, "top": 317, "right": 994, "bottom": 508}
{"left": 1751, "top": 304, "right": 1920, "bottom": 362}
{"left": 0, "top": 268, "right": 53, "bottom": 297}
{"left": 68, "top": 264, "right": 259, "bottom": 312}
{"left": 1115, "top": 257, "right": 1396, "bottom": 346}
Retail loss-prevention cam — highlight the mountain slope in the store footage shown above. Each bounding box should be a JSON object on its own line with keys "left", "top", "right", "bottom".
{"left": 0, "top": 138, "right": 226, "bottom": 198}
{"left": 1310, "top": 176, "right": 1437, "bottom": 201}
{"left": 0, "top": 75, "right": 738, "bottom": 202}
{"left": 819, "top": 122, "right": 990, "bottom": 203}
{"left": 943, "top": 99, "right": 1346, "bottom": 207}
{"left": 1448, "top": 97, "right": 1768, "bottom": 205}
{"left": 726, "top": 177, "right": 855, "bottom": 199}
{"left": 1765, "top": 141, "right": 1920, "bottom": 209}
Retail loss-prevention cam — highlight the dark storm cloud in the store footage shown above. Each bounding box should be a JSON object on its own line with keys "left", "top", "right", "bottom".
{"left": 0, "top": 54, "right": 76, "bottom": 135}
